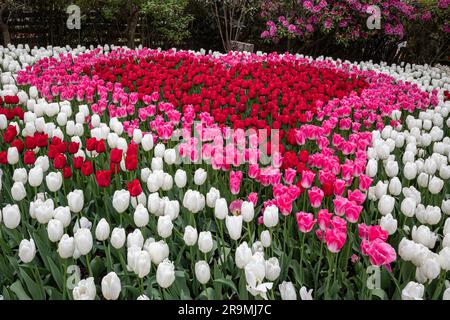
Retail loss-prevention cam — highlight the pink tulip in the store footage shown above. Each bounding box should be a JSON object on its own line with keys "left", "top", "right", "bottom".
{"left": 317, "top": 209, "right": 332, "bottom": 230}
{"left": 247, "top": 192, "right": 258, "bottom": 206}
{"left": 284, "top": 168, "right": 296, "bottom": 185}
{"left": 300, "top": 170, "right": 315, "bottom": 189}
{"left": 333, "top": 179, "right": 346, "bottom": 196}
{"left": 347, "top": 189, "right": 366, "bottom": 205}
{"left": 308, "top": 186, "right": 324, "bottom": 208}
{"left": 296, "top": 211, "right": 316, "bottom": 233}
{"left": 325, "top": 228, "right": 346, "bottom": 253}
{"left": 358, "top": 224, "right": 388, "bottom": 242}
{"left": 361, "top": 239, "right": 396, "bottom": 267}
{"left": 333, "top": 196, "right": 348, "bottom": 216}
{"left": 344, "top": 201, "right": 363, "bottom": 223}
{"left": 277, "top": 194, "right": 293, "bottom": 216}
{"left": 230, "top": 171, "right": 243, "bottom": 195}
{"left": 358, "top": 174, "right": 372, "bottom": 191}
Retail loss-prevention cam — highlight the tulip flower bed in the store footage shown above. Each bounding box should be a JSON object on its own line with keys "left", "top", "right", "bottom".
{"left": 0, "top": 44, "right": 449, "bottom": 300}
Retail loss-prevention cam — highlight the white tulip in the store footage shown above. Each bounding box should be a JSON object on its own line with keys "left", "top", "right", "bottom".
{"left": 260, "top": 230, "right": 271, "bottom": 247}
{"left": 147, "top": 240, "right": 170, "bottom": 265}
{"left": 58, "top": 234, "right": 75, "bottom": 259}
{"left": 95, "top": 218, "right": 110, "bottom": 241}
{"left": 101, "top": 272, "right": 121, "bottom": 300}
{"left": 2, "top": 204, "right": 21, "bottom": 229}
{"left": 141, "top": 133, "right": 154, "bottom": 151}
{"left": 439, "top": 247, "right": 450, "bottom": 271}
{"left": 174, "top": 169, "right": 187, "bottom": 188}
{"left": 13, "top": 168, "right": 27, "bottom": 184}
{"left": 154, "top": 143, "right": 166, "bottom": 158}
{"left": 53, "top": 207, "right": 72, "bottom": 228}
{"left": 378, "top": 195, "right": 395, "bottom": 216}
{"left": 428, "top": 176, "right": 444, "bottom": 194}
{"left": 366, "top": 159, "right": 378, "bottom": 177}
{"left": 151, "top": 157, "right": 163, "bottom": 171}
{"left": 401, "top": 282, "right": 424, "bottom": 300}
{"left": 214, "top": 198, "right": 228, "bottom": 220}
{"left": 127, "top": 229, "right": 144, "bottom": 249}
{"left": 412, "top": 225, "right": 437, "bottom": 249}
{"left": 74, "top": 228, "right": 93, "bottom": 255}
{"left": 265, "top": 257, "right": 281, "bottom": 281}
{"left": 183, "top": 226, "right": 198, "bottom": 246}
{"left": 133, "top": 204, "right": 149, "bottom": 228}
{"left": 225, "top": 215, "right": 243, "bottom": 240}
{"left": 404, "top": 162, "right": 417, "bottom": 180}
{"left": 263, "top": 205, "right": 279, "bottom": 228}
{"left": 417, "top": 172, "right": 429, "bottom": 188}
{"left": 401, "top": 197, "right": 417, "bottom": 217}
{"left": 18, "top": 239, "right": 36, "bottom": 263}
{"left": 163, "top": 149, "right": 176, "bottom": 165}
{"left": 206, "top": 187, "right": 220, "bottom": 208}
{"left": 157, "top": 215, "right": 173, "bottom": 239}
{"left": 28, "top": 166, "right": 43, "bottom": 187}
{"left": 45, "top": 172, "right": 63, "bottom": 192}
{"left": 195, "top": 260, "right": 211, "bottom": 284}
{"left": 34, "top": 199, "right": 54, "bottom": 224}
{"left": 7, "top": 147, "right": 19, "bottom": 165}
{"left": 298, "top": 286, "right": 314, "bottom": 301}
{"left": 47, "top": 219, "right": 64, "bottom": 242}
{"left": 156, "top": 259, "right": 175, "bottom": 288}
{"left": 388, "top": 177, "right": 402, "bottom": 196}
{"left": 198, "top": 231, "right": 213, "bottom": 253}
{"left": 241, "top": 201, "right": 255, "bottom": 222}
{"left": 73, "top": 278, "right": 96, "bottom": 300}
{"left": 134, "top": 250, "right": 151, "bottom": 278}
{"left": 112, "top": 190, "right": 130, "bottom": 213}
{"left": 67, "top": 190, "right": 84, "bottom": 213}
{"left": 193, "top": 168, "right": 207, "bottom": 185}
{"left": 279, "top": 281, "right": 297, "bottom": 300}
{"left": 235, "top": 242, "right": 252, "bottom": 269}
{"left": 11, "top": 182, "right": 26, "bottom": 201}
{"left": 379, "top": 214, "right": 398, "bottom": 235}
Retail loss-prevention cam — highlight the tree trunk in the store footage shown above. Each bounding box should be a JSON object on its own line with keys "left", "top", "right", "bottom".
{"left": 0, "top": 4, "right": 11, "bottom": 47}
{"left": 126, "top": 10, "right": 139, "bottom": 49}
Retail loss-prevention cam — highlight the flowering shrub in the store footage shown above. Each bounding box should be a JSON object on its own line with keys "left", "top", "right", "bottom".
{"left": 0, "top": 43, "right": 449, "bottom": 300}
{"left": 261, "top": 0, "right": 449, "bottom": 44}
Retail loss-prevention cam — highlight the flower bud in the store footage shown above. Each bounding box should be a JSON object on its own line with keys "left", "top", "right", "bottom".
{"left": 133, "top": 204, "right": 149, "bottom": 228}
{"left": 195, "top": 260, "right": 211, "bottom": 284}
{"left": 47, "top": 219, "right": 64, "bottom": 242}
{"left": 156, "top": 259, "right": 175, "bottom": 288}
{"left": 225, "top": 215, "right": 243, "bottom": 240}
{"left": 198, "top": 231, "right": 213, "bottom": 253}
{"left": 214, "top": 198, "right": 228, "bottom": 220}
{"left": 28, "top": 166, "right": 43, "bottom": 187}
{"left": 19, "top": 239, "right": 36, "bottom": 263}
{"left": 46, "top": 172, "right": 63, "bottom": 192}
{"left": 183, "top": 226, "right": 198, "bottom": 246}
{"left": 101, "top": 272, "right": 121, "bottom": 300}
{"left": 95, "top": 218, "right": 110, "bottom": 241}
{"left": 67, "top": 189, "right": 84, "bottom": 213}
{"left": 74, "top": 228, "right": 93, "bottom": 255}
{"left": 58, "top": 234, "right": 75, "bottom": 259}
{"left": 193, "top": 168, "right": 207, "bottom": 185}
{"left": 73, "top": 278, "right": 96, "bottom": 300}
{"left": 2, "top": 204, "right": 21, "bottom": 229}
{"left": 264, "top": 205, "right": 279, "bottom": 228}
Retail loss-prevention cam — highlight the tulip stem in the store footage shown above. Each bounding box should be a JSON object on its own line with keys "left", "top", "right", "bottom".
{"left": 62, "top": 259, "right": 68, "bottom": 300}
{"left": 139, "top": 277, "right": 145, "bottom": 294}
{"left": 299, "top": 232, "right": 305, "bottom": 284}
{"left": 85, "top": 253, "right": 93, "bottom": 276}
{"left": 314, "top": 238, "right": 324, "bottom": 287}
{"left": 103, "top": 241, "right": 113, "bottom": 272}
